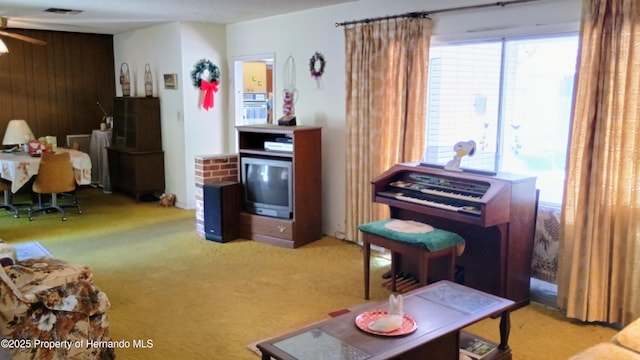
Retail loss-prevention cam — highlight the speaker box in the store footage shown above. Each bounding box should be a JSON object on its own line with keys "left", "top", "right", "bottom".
{"left": 203, "top": 182, "right": 241, "bottom": 243}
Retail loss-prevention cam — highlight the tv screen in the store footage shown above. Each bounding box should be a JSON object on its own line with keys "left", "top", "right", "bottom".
{"left": 241, "top": 157, "right": 293, "bottom": 219}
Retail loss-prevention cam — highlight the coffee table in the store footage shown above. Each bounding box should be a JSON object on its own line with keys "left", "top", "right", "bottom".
{"left": 257, "top": 280, "right": 514, "bottom": 360}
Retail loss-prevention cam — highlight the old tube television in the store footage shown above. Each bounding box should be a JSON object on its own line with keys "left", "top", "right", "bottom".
{"left": 240, "top": 156, "right": 293, "bottom": 219}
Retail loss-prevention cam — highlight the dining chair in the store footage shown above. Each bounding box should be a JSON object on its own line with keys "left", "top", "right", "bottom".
{"left": 0, "top": 180, "right": 19, "bottom": 218}
{"left": 28, "top": 152, "right": 82, "bottom": 221}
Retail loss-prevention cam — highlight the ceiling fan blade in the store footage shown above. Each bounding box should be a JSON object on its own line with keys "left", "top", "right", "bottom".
{"left": 0, "top": 31, "right": 46, "bottom": 46}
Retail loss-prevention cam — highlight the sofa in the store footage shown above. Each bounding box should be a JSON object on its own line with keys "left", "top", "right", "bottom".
{"left": 0, "top": 249, "right": 114, "bottom": 359}
{"left": 569, "top": 317, "right": 640, "bottom": 359}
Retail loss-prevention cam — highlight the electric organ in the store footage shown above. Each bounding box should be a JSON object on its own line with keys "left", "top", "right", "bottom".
{"left": 371, "top": 162, "right": 537, "bottom": 309}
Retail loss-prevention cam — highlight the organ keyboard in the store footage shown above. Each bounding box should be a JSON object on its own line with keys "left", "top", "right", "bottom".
{"left": 371, "top": 162, "right": 537, "bottom": 309}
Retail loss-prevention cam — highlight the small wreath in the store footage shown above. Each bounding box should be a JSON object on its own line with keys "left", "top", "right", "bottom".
{"left": 309, "top": 51, "right": 326, "bottom": 79}
{"left": 191, "top": 59, "right": 221, "bottom": 88}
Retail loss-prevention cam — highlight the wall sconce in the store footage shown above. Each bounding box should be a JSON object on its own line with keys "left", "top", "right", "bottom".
{"left": 0, "top": 39, "right": 8, "bottom": 55}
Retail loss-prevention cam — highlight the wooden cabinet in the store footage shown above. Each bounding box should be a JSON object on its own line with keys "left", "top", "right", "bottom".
{"left": 107, "top": 149, "right": 165, "bottom": 202}
{"left": 242, "top": 62, "right": 267, "bottom": 93}
{"left": 112, "top": 97, "right": 161, "bottom": 151}
{"left": 108, "top": 97, "right": 165, "bottom": 201}
{"left": 237, "top": 124, "right": 322, "bottom": 248}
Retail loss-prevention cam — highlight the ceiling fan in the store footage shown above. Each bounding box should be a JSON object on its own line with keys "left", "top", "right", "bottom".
{"left": 0, "top": 17, "right": 47, "bottom": 46}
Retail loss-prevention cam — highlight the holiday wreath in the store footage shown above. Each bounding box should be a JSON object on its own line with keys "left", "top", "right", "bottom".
{"left": 191, "top": 59, "right": 221, "bottom": 88}
{"left": 309, "top": 51, "right": 326, "bottom": 79}
{"left": 191, "top": 59, "right": 221, "bottom": 111}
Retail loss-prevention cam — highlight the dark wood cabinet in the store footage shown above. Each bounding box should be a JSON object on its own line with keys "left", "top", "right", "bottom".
{"left": 108, "top": 97, "right": 165, "bottom": 201}
{"left": 112, "top": 97, "right": 162, "bottom": 151}
{"left": 236, "top": 124, "right": 322, "bottom": 248}
{"left": 107, "top": 149, "right": 165, "bottom": 201}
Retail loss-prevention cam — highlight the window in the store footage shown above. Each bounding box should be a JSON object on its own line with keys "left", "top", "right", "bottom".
{"left": 422, "top": 35, "right": 579, "bottom": 203}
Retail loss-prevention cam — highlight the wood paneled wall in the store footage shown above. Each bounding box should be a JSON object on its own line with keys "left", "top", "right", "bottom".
{"left": 0, "top": 29, "right": 115, "bottom": 146}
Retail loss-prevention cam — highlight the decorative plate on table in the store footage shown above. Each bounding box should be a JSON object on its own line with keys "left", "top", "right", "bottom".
{"left": 355, "top": 310, "right": 417, "bottom": 336}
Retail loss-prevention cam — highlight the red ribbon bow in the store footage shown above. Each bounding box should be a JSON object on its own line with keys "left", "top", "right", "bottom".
{"left": 200, "top": 80, "right": 219, "bottom": 111}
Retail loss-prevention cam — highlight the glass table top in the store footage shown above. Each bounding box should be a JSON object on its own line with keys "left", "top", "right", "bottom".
{"left": 273, "top": 328, "right": 370, "bottom": 360}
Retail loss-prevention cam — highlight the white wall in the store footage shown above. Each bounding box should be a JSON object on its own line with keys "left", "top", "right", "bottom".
{"left": 226, "top": 0, "right": 582, "bottom": 240}
{"left": 178, "top": 22, "right": 227, "bottom": 208}
{"left": 114, "top": 22, "right": 226, "bottom": 209}
{"left": 113, "top": 0, "right": 581, "bottom": 238}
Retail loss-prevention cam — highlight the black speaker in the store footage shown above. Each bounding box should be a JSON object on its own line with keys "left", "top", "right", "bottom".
{"left": 203, "top": 182, "right": 241, "bottom": 243}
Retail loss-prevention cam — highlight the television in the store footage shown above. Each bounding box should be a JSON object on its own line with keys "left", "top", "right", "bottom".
{"left": 240, "top": 156, "right": 293, "bottom": 219}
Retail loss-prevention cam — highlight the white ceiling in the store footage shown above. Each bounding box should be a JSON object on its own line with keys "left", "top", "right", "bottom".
{"left": 0, "top": 0, "right": 359, "bottom": 34}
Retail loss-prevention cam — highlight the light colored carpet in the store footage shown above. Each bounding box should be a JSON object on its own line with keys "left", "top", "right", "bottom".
{"left": 0, "top": 188, "right": 618, "bottom": 359}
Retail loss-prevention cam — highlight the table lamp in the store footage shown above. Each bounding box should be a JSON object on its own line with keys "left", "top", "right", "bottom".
{"left": 2, "top": 119, "right": 35, "bottom": 151}
{"left": 0, "top": 39, "right": 8, "bottom": 55}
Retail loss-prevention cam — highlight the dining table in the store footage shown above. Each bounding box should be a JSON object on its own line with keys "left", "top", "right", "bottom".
{"left": 0, "top": 148, "right": 92, "bottom": 193}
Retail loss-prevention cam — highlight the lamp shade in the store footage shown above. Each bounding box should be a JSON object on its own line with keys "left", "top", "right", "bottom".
{"left": 0, "top": 39, "right": 7, "bottom": 55}
{"left": 2, "top": 119, "right": 35, "bottom": 145}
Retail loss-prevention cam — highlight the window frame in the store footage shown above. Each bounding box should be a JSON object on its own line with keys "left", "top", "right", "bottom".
{"left": 424, "top": 31, "right": 580, "bottom": 204}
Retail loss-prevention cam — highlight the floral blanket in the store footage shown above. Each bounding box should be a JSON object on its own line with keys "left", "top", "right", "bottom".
{"left": 0, "top": 257, "right": 114, "bottom": 359}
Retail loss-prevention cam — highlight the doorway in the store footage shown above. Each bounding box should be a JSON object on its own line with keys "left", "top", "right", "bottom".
{"left": 232, "top": 53, "right": 275, "bottom": 126}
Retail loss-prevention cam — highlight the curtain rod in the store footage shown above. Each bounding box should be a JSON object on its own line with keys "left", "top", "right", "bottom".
{"left": 335, "top": 0, "right": 543, "bottom": 27}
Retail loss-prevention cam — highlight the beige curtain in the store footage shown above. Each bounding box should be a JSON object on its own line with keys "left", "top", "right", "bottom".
{"left": 558, "top": 0, "right": 640, "bottom": 326}
{"left": 344, "top": 18, "right": 432, "bottom": 243}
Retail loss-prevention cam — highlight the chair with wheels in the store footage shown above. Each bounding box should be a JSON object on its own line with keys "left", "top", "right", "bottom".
{"left": 28, "top": 152, "right": 82, "bottom": 221}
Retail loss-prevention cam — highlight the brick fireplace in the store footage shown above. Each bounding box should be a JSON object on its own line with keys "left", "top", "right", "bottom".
{"left": 194, "top": 154, "right": 238, "bottom": 237}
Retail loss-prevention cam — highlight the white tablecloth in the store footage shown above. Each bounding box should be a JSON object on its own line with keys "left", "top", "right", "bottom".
{"left": 0, "top": 148, "right": 92, "bottom": 193}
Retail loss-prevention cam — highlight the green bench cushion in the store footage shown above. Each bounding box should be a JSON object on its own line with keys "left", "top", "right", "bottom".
{"left": 358, "top": 219, "right": 465, "bottom": 252}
